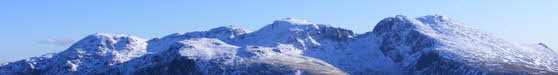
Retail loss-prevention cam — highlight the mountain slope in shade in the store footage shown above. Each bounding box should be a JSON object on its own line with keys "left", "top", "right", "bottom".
{"left": 1, "top": 15, "right": 557, "bottom": 75}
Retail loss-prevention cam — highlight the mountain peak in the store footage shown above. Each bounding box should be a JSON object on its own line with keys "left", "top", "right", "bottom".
{"left": 88, "top": 33, "right": 128, "bottom": 38}
{"left": 207, "top": 26, "right": 250, "bottom": 39}
{"left": 272, "top": 18, "right": 314, "bottom": 26}
{"left": 0, "top": 33, "right": 149, "bottom": 73}
{"left": 372, "top": 15, "right": 464, "bottom": 35}
{"left": 539, "top": 43, "right": 550, "bottom": 49}
{"left": 68, "top": 33, "right": 147, "bottom": 65}
{"left": 69, "top": 33, "right": 145, "bottom": 50}
{"left": 265, "top": 18, "right": 319, "bottom": 31}
{"left": 208, "top": 26, "right": 250, "bottom": 34}
{"left": 65, "top": 33, "right": 147, "bottom": 57}
{"left": 416, "top": 15, "right": 454, "bottom": 25}
{"left": 394, "top": 15, "right": 407, "bottom": 18}
{"left": 372, "top": 15, "right": 424, "bottom": 34}
{"left": 245, "top": 18, "right": 322, "bottom": 38}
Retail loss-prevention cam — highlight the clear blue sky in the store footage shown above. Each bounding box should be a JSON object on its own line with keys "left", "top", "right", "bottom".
{"left": 1, "top": 0, "right": 557, "bottom": 63}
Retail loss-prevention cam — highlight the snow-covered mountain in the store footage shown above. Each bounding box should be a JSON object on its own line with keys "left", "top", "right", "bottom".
{"left": 372, "top": 15, "right": 558, "bottom": 75}
{"left": 1, "top": 15, "right": 557, "bottom": 75}
{"left": 0, "top": 33, "right": 148, "bottom": 74}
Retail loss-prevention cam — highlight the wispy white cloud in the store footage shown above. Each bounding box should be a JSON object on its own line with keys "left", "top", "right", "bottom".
{"left": 38, "top": 38, "right": 79, "bottom": 46}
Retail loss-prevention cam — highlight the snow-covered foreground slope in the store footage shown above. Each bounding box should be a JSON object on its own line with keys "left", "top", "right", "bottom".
{"left": 1, "top": 15, "right": 557, "bottom": 75}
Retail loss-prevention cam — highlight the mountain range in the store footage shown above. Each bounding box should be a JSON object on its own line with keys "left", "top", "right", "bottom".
{"left": 1, "top": 15, "right": 557, "bottom": 75}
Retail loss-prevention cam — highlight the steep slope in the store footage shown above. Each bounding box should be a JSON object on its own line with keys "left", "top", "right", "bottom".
{"left": 372, "top": 15, "right": 558, "bottom": 74}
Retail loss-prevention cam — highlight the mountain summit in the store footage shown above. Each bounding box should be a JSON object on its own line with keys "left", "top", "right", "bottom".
{"left": 373, "top": 15, "right": 558, "bottom": 74}
{"left": 2, "top": 15, "right": 557, "bottom": 75}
